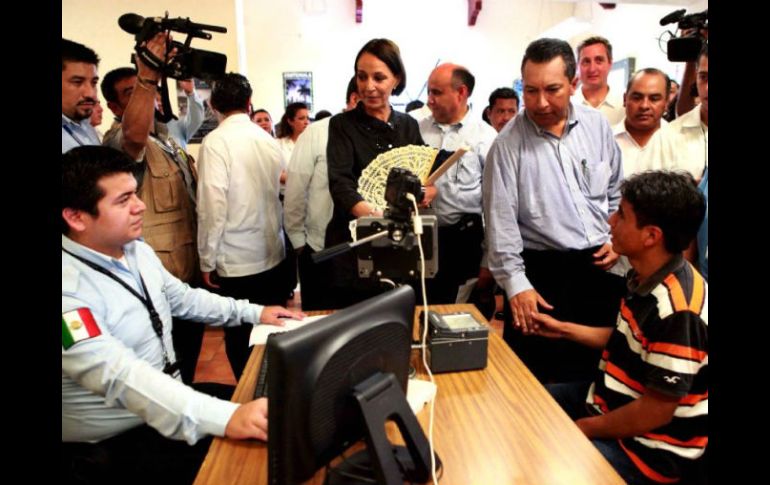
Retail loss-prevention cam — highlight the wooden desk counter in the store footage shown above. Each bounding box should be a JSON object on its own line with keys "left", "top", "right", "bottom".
{"left": 195, "top": 304, "right": 624, "bottom": 485}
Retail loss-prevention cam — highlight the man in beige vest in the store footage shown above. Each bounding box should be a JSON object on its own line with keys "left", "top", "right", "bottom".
{"left": 101, "top": 33, "right": 202, "bottom": 384}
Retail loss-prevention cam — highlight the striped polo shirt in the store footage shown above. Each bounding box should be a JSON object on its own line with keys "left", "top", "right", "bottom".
{"left": 586, "top": 255, "right": 708, "bottom": 483}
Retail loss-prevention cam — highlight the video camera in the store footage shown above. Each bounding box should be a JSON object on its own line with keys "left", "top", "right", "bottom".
{"left": 119, "top": 12, "right": 228, "bottom": 81}
{"left": 660, "top": 8, "right": 708, "bottom": 62}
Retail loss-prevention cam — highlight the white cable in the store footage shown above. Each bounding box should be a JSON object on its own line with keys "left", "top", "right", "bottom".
{"left": 405, "top": 193, "right": 438, "bottom": 485}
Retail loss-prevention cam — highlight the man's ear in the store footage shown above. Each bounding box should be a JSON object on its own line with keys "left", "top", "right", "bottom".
{"left": 643, "top": 225, "right": 664, "bottom": 248}
{"left": 62, "top": 208, "right": 88, "bottom": 233}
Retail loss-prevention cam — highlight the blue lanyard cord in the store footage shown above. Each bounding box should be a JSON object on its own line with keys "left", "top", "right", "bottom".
{"left": 62, "top": 124, "right": 87, "bottom": 147}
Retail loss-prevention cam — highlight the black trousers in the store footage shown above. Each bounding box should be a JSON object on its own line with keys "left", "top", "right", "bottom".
{"left": 171, "top": 318, "right": 205, "bottom": 385}
{"left": 502, "top": 247, "right": 626, "bottom": 384}
{"left": 61, "top": 383, "right": 233, "bottom": 485}
{"left": 218, "top": 262, "right": 290, "bottom": 379}
{"left": 297, "top": 246, "right": 331, "bottom": 311}
{"left": 426, "top": 213, "right": 484, "bottom": 304}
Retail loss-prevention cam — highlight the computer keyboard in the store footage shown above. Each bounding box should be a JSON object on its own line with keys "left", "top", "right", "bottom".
{"left": 254, "top": 348, "right": 269, "bottom": 399}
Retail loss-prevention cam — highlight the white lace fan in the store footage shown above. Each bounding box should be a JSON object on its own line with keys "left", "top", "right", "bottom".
{"left": 357, "top": 145, "right": 438, "bottom": 211}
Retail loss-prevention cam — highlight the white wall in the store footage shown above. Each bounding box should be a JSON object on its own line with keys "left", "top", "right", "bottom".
{"left": 242, "top": 0, "right": 575, "bottom": 119}
{"left": 63, "top": 0, "right": 701, "bottom": 137}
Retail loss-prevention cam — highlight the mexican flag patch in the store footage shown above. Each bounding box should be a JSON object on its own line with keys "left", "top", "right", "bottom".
{"left": 62, "top": 308, "right": 101, "bottom": 350}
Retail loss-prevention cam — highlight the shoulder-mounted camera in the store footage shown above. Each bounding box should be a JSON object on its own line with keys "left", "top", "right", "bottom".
{"left": 660, "top": 9, "right": 708, "bottom": 62}
{"left": 118, "top": 12, "right": 227, "bottom": 81}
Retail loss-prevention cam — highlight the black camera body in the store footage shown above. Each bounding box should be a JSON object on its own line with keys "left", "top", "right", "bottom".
{"left": 661, "top": 9, "right": 708, "bottom": 62}
{"left": 119, "top": 13, "right": 227, "bottom": 81}
{"left": 384, "top": 168, "right": 424, "bottom": 222}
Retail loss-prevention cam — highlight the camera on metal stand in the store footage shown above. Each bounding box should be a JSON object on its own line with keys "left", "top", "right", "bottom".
{"left": 117, "top": 12, "right": 228, "bottom": 122}
{"left": 311, "top": 168, "right": 438, "bottom": 284}
{"left": 356, "top": 168, "right": 439, "bottom": 283}
{"left": 660, "top": 8, "right": 708, "bottom": 62}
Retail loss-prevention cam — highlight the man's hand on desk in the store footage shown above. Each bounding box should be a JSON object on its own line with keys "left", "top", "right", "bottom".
{"left": 260, "top": 306, "right": 306, "bottom": 326}
{"left": 225, "top": 398, "right": 268, "bottom": 441}
{"left": 510, "top": 289, "right": 553, "bottom": 334}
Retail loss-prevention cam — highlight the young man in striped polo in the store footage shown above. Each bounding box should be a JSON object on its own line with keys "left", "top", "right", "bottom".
{"left": 531, "top": 171, "right": 707, "bottom": 484}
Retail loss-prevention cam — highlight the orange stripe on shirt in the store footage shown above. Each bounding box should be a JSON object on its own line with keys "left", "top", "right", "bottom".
{"left": 642, "top": 432, "right": 708, "bottom": 448}
{"left": 606, "top": 361, "right": 646, "bottom": 393}
{"left": 590, "top": 390, "right": 610, "bottom": 413}
{"left": 663, "top": 274, "right": 689, "bottom": 312}
{"left": 680, "top": 391, "right": 708, "bottom": 405}
{"left": 620, "top": 302, "right": 647, "bottom": 345}
{"left": 689, "top": 268, "right": 706, "bottom": 313}
{"left": 648, "top": 342, "right": 707, "bottom": 362}
{"left": 619, "top": 440, "right": 680, "bottom": 483}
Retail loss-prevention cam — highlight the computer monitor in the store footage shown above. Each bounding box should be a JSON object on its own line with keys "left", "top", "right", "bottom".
{"left": 265, "top": 285, "right": 436, "bottom": 485}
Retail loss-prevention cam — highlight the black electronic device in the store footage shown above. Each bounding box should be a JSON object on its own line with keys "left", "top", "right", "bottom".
{"left": 419, "top": 311, "right": 489, "bottom": 373}
{"left": 117, "top": 11, "right": 227, "bottom": 124}
{"left": 313, "top": 167, "right": 439, "bottom": 283}
{"left": 355, "top": 215, "right": 438, "bottom": 281}
{"left": 264, "top": 286, "right": 439, "bottom": 485}
{"left": 660, "top": 8, "right": 708, "bottom": 62}
{"left": 118, "top": 12, "right": 227, "bottom": 81}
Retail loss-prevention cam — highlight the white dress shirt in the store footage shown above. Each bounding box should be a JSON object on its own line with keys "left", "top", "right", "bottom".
{"left": 284, "top": 118, "right": 333, "bottom": 252}
{"left": 638, "top": 105, "right": 708, "bottom": 180}
{"left": 573, "top": 86, "right": 625, "bottom": 126}
{"left": 197, "top": 113, "right": 285, "bottom": 277}
{"left": 612, "top": 117, "right": 668, "bottom": 178}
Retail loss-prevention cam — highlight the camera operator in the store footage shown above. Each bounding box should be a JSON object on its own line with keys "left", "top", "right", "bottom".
{"left": 675, "top": 27, "right": 708, "bottom": 117}
{"left": 639, "top": 43, "right": 708, "bottom": 182}
{"left": 101, "top": 31, "right": 204, "bottom": 386}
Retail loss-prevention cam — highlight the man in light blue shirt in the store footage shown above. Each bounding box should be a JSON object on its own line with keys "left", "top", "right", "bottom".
{"left": 419, "top": 63, "right": 498, "bottom": 304}
{"left": 61, "top": 146, "right": 303, "bottom": 483}
{"left": 62, "top": 39, "right": 102, "bottom": 153}
{"left": 483, "top": 38, "right": 625, "bottom": 383}
{"left": 164, "top": 79, "right": 206, "bottom": 149}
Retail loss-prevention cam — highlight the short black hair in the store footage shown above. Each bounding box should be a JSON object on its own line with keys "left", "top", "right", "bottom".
{"left": 626, "top": 68, "right": 671, "bottom": 99}
{"left": 62, "top": 38, "right": 99, "bottom": 69}
{"left": 697, "top": 42, "right": 708, "bottom": 69}
{"left": 101, "top": 67, "right": 137, "bottom": 103}
{"left": 488, "top": 87, "right": 519, "bottom": 109}
{"left": 61, "top": 146, "right": 139, "bottom": 234}
{"left": 277, "top": 102, "right": 308, "bottom": 138}
{"left": 577, "top": 36, "right": 613, "bottom": 63}
{"left": 405, "top": 100, "right": 424, "bottom": 112}
{"left": 521, "top": 38, "right": 576, "bottom": 81}
{"left": 355, "top": 38, "right": 407, "bottom": 95}
{"left": 451, "top": 67, "right": 475, "bottom": 96}
{"left": 346, "top": 76, "right": 358, "bottom": 104}
{"left": 314, "top": 110, "right": 332, "bottom": 121}
{"left": 621, "top": 171, "right": 706, "bottom": 254}
{"left": 211, "top": 72, "right": 252, "bottom": 114}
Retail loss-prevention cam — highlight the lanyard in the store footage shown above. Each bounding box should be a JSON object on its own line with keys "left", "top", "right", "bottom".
{"left": 61, "top": 248, "right": 179, "bottom": 376}
{"left": 62, "top": 124, "right": 87, "bottom": 147}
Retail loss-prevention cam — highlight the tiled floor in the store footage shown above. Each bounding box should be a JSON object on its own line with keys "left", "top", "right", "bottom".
{"left": 192, "top": 291, "right": 504, "bottom": 386}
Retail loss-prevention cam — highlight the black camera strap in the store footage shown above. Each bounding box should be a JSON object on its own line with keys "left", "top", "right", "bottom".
{"left": 156, "top": 75, "right": 176, "bottom": 124}
{"left": 62, "top": 247, "right": 179, "bottom": 376}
